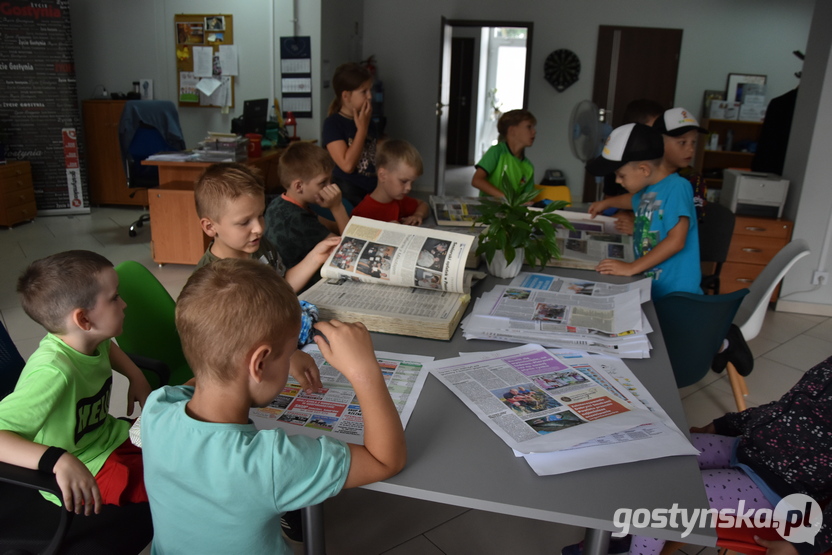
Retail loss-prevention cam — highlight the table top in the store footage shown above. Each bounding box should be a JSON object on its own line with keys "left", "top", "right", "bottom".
{"left": 365, "top": 266, "right": 716, "bottom": 545}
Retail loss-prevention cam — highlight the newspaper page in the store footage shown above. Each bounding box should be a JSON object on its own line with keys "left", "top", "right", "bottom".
{"left": 547, "top": 210, "right": 634, "bottom": 269}
{"left": 514, "top": 350, "right": 697, "bottom": 475}
{"left": 509, "top": 272, "right": 652, "bottom": 303}
{"left": 429, "top": 195, "right": 485, "bottom": 226}
{"left": 427, "top": 344, "right": 656, "bottom": 453}
{"left": 321, "top": 216, "right": 475, "bottom": 293}
{"left": 250, "top": 346, "right": 432, "bottom": 445}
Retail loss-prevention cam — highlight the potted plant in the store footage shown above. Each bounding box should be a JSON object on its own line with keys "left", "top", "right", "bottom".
{"left": 474, "top": 184, "right": 574, "bottom": 278}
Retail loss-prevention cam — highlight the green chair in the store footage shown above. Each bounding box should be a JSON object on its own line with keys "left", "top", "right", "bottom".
{"left": 115, "top": 261, "right": 192, "bottom": 387}
{"left": 654, "top": 289, "right": 748, "bottom": 389}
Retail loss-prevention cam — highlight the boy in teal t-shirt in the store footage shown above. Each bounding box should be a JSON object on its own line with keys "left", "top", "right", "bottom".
{"left": 472, "top": 109, "right": 537, "bottom": 198}
{"left": 0, "top": 250, "right": 152, "bottom": 512}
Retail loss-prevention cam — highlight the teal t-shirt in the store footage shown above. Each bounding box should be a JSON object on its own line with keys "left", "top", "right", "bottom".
{"left": 475, "top": 141, "right": 535, "bottom": 196}
{"left": 142, "top": 385, "right": 351, "bottom": 555}
{"left": 0, "top": 334, "right": 129, "bottom": 482}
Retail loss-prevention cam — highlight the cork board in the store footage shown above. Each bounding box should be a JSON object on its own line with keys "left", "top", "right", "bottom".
{"left": 174, "top": 13, "right": 235, "bottom": 108}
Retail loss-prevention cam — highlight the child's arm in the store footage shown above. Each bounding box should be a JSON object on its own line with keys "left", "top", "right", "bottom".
{"left": 400, "top": 198, "right": 429, "bottom": 226}
{"left": 108, "top": 342, "right": 152, "bottom": 415}
{"left": 588, "top": 193, "right": 633, "bottom": 217}
{"left": 289, "top": 350, "right": 323, "bottom": 394}
{"left": 0, "top": 430, "right": 102, "bottom": 515}
{"left": 315, "top": 183, "right": 350, "bottom": 234}
{"left": 596, "top": 216, "right": 689, "bottom": 276}
{"left": 326, "top": 100, "right": 373, "bottom": 174}
{"left": 471, "top": 167, "right": 505, "bottom": 198}
{"left": 312, "top": 320, "right": 406, "bottom": 487}
{"left": 284, "top": 236, "right": 341, "bottom": 293}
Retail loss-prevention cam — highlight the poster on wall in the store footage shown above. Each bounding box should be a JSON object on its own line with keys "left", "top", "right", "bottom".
{"left": 0, "top": 0, "right": 89, "bottom": 214}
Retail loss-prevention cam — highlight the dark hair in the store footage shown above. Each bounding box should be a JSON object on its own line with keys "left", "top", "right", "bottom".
{"left": 622, "top": 99, "right": 665, "bottom": 125}
{"left": 17, "top": 250, "right": 114, "bottom": 334}
{"left": 194, "top": 163, "right": 265, "bottom": 221}
{"left": 327, "top": 62, "right": 372, "bottom": 116}
{"left": 278, "top": 142, "right": 335, "bottom": 188}
{"left": 497, "top": 109, "right": 536, "bottom": 142}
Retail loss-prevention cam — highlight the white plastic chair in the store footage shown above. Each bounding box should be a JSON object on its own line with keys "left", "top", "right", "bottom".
{"left": 726, "top": 239, "right": 811, "bottom": 410}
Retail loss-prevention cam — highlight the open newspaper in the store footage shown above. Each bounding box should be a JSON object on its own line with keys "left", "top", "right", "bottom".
{"left": 429, "top": 195, "right": 485, "bottom": 226}
{"left": 548, "top": 211, "right": 634, "bottom": 270}
{"left": 250, "top": 345, "right": 432, "bottom": 445}
{"left": 299, "top": 216, "right": 477, "bottom": 340}
{"left": 428, "top": 344, "right": 656, "bottom": 453}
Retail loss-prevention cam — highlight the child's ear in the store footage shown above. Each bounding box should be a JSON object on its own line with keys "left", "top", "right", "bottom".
{"left": 70, "top": 307, "right": 92, "bottom": 332}
{"left": 290, "top": 179, "right": 304, "bottom": 194}
{"left": 248, "top": 344, "right": 271, "bottom": 384}
{"left": 377, "top": 167, "right": 387, "bottom": 181}
{"left": 200, "top": 217, "right": 217, "bottom": 238}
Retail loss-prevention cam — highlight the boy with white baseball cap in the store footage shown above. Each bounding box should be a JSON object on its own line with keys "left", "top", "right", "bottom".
{"left": 586, "top": 123, "right": 701, "bottom": 299}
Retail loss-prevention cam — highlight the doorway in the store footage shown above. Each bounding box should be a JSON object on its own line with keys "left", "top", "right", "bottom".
{"left": 435, "top": 18, "right": 533, "bottom": 195}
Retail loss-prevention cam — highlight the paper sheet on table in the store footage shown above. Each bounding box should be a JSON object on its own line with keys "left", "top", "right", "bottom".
{"left": 192, "top": 46, "right": 214, "bottom": 77}
{"left": 218, "top": 45, "right": 238, "bottom": 76}
{"left": 250, "top": 346, "right": 432, "bottom": 445}
{"left": 509, "top": 272, "right": 652, "bottom": 304}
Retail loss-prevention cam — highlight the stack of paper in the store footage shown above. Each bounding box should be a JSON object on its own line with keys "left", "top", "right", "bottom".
{"left": 461, "top": 272, "right": 653, "bottom": 358}
{"left": 427, "top": 344, "right": 697, "bottom": 476}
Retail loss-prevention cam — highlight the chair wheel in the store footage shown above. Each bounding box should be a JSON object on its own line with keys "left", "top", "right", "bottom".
{"left": 136, "top": 221, "right": 143, "bottom": 228}
{"left": 129, "top": 229, "right": 137, "bottom": 237}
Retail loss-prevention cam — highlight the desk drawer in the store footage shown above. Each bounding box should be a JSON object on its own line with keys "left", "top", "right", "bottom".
{"left": 0, "top": 161, "right": 31, "bottom": 182}
{"left": 2, "top": 184, "right": 36, "bottom": 209}
{"left": 0, "top": 171, "right": 33, "bottom": 194}
{"left": 0, "top": 201, "right": 37, "bottom": 226}
{"left": 727, "top": 235, "right": 787, "bottom": 265}
{"left": 720, "top": 262, "right": 764, "bottom": 293}
{"left": 733, "top": 216, "right": 792, "bottom": 239}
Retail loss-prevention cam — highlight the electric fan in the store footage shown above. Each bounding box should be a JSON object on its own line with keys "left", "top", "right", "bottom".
{"left": 569, "top": 100, "right": 612, "bottom": 198}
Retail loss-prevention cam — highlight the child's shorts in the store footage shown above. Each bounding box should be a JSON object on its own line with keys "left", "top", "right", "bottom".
{"left": 94, "top": 438, "right": 148, "bottom": 505}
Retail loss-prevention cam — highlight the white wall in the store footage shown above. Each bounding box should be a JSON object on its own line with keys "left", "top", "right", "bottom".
{"left": 361, "top": 0, "right": 814, "bottom": 196}
{"left": 320, "top": 0, "right": 364, "bottom": 120}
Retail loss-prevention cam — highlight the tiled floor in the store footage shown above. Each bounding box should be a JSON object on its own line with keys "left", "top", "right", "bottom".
{"left": 1, "top": 206, "right": 829, "bottom": 555}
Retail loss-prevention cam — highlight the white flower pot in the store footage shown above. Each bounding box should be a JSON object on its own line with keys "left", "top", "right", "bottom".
{"left": 486, "top": 248, "right": 524, "bottom": 278}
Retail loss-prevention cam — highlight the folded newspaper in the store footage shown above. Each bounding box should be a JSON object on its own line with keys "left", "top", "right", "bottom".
{"left": 299, "top": 217, "right": 479, "bottom": 340}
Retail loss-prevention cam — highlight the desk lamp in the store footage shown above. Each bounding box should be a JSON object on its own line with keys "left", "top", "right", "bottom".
{"left": 284, "top": 111, "right": 299, "bottom": 141}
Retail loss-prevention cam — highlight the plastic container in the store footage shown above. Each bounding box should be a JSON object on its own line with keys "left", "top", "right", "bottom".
{"left": 245, "top": 133, "right": 262, "bottom": 158}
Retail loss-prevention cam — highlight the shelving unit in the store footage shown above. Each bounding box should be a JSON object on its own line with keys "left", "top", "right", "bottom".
{"left": 695, "top": 118, "right": 763, "bottom": 194}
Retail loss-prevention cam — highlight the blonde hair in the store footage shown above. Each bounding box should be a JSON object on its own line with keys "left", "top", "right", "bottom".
{"left": 17, "top": 250, "right": 113, "bottom": 334}
{"left": 176, "top": 258, "right": 300, "bottom": 382}
{"left": 194, "top": 163, "right": 265, "bottom": 221}
{"left": 327, "top": 62, "right": 372, "bottom": 116}
{"left": 497, "top": 109, "right": 537, "bottom": 142}
{"left": 278, "top": 141, "right": 335, "bottom": 189}
{"left": 375, "top": 139, "right": 423, "bottom": 175}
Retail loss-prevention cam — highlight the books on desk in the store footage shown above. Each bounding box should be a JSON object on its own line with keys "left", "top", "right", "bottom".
{"left": 299, "top": 217, "right": 479, "bottom": 340}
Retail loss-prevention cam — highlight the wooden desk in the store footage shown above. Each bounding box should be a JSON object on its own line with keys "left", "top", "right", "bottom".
{"left": 143, "top": 149, "right": 283, "bottom": 265}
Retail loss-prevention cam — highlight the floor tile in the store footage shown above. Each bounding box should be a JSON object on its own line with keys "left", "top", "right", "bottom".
{"left": 707, "top": 356, "right": 805, "bottom": 406}
{"left": 382, "top": 536, "right": 446, "bottom": 555}
{"left": 677, "top": 368, "right": 722, "bottom": 400}
{"left": 3, "top": 305, "right": 48, "bottom": 343}
{"left": 755, "top": 310, "right": 827, "bottom": 344}
{"left": 804, "top": 317, "right": 832, "bottom": 343}
{"left": 682, "top": 381, "right": 753, "bottom": 425}
{"left": 745, "top": 334, "right": 781, "bottom": 358}
{"left": 762, "top": 334, "right": 832, "bottom": 372}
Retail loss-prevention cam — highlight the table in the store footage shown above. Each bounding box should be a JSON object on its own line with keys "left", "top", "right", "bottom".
{"left": 303, "top": 267, "right": 716, "bottom": 555}
{"left": 142, "top": 149, "right": 283, "bottom": 265}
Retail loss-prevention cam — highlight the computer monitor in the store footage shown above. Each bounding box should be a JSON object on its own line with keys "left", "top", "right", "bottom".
{"left": 241, "top": 98, "right": 269, "bottom": 135}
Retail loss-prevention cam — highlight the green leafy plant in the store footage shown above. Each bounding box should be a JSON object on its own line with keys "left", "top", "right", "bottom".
{"left": 474, "top": 181, "right": 574, "bottom": 269}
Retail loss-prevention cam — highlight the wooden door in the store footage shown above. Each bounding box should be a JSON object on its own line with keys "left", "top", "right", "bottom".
{"left": 582, "top": 26, "right": 683, "bottom": 202}
{"left": 148, "top": 189, "right": 209, "bottom": 265}
{"left": 446, "top": 37, "right": 475, "bottom": 166}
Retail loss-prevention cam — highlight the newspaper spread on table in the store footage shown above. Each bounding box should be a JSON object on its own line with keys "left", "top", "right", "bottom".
{"left": 320, "top": 216, "right": 474, "bottom": 294}
{"left": 509, "top": 272, "right": 652, "bottom": 303}
{"left": 514, "top": 349, "right": 698, "bottom": 475}
{"left": 427, "top": 344, "right": 657, "bottom": 453}
{"left": 250, "top": 346, "right": 432, "bottom": 445}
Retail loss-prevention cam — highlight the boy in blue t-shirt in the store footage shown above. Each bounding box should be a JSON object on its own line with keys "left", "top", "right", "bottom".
{"left": 141, "top": 259, "right": 406, "bottom": 554}
{"left": 586, "top": 123, "right": 701, "bottom": 299}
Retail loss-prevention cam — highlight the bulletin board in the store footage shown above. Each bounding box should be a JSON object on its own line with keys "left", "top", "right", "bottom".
{"left": 174, "top": 13, "right": 235, "bottom": 108}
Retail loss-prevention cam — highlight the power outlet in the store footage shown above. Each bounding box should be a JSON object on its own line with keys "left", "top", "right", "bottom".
{"left": 812, "top": 271, "right": 829, "bottom": 285}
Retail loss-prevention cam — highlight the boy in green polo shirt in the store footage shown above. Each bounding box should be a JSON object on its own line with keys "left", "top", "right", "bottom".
{"left": 472, "top": 109, "right": 537, "bottom": 198}
{"left": 0, "top": 250, "right": 152, "bottom": 513}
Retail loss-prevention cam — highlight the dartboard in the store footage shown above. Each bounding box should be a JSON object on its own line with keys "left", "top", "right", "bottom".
{"left": 544, "top": 49, "right": 580, "bottom": 92}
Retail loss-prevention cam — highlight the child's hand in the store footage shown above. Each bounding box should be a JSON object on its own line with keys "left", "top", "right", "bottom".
{"left": 53, "top": 452, "right": 102, "bottom": 515}
{"left": 614, "top": 211, "right": 635, "bottom": 235}
{"left": 595, "top": 259, "right": 635, "bottom": 276}
{"left": 355, "top": 99, "right": 372, "bottom": 130}
{"left": 309, "top": 236, "right": 341, "bottom": 264}
{"left": 126, "top": 375, "right": 153, "bottom": 416}
{"left": 399, "top": 214, "right": 423, "bottom": 226}
{"left": 690, "top": 422, "right": 716, "bottom": 434}
{"left": 289, "top": 350, "right": 323, "bottom": 394}
{"left": 588, "top": 199, "right": 610, "bottom": 218}
{"left": 312, "top": 320, "right": 379, "bottom": 382}
{"left": 316, "top": 183, "right": 343, "bottom": 209}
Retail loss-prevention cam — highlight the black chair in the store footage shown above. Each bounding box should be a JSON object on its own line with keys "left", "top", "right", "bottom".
{"left": 698, "top": 202, "right": 735, "bottom": 294}
{"left": 0, "top": 323, "right": 153, "bottom": 554}
{"left": 118, "top": 100, "right": 186, "bottom": 237}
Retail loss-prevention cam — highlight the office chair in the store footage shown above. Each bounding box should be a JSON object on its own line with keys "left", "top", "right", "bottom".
{"left": 118, "top": 100, "right": 186, "bottom": 237}
{"left": 654, "top": 289, "right": 748, "bottom": 390}
{"left": 115, "top": 260, "right": 192, "bottom": 387}
{"left": 0, "top": 322, "right": 153, "bottom": 555}
{"left": 698, "top": 202, "right": 735, "bottom": 294}
{"left": 724, "top": 239, "right": 810, "bottom": 411}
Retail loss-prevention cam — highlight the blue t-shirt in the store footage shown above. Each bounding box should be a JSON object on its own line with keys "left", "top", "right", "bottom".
{"left": 631, "top": 172, "right": 702, "bottom": 299}
{"left": 321, "top": 113, "right": 379, "bottom": 195}
{"left": 141, "top": 385, "right": 350, "bottom": 555}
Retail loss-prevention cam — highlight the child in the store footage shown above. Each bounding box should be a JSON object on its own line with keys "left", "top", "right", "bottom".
{"left": 194, "top": 162, "right": 339, "bottom": 293}
{"left": 630, "top": 354, "right": 832, "bottom": 555}
{"left": 351, "top": 139, "right": 429, "bottom": 225}
{"left": 140, "top": 258, "right": 406, "bottom": 554}
{"left": 322, "top": 62, "right": 379, "bottom": 207}
{"left": 264, "top": 142, "right": 349, "bottom": 268}
{"left": 0, "top": 250, "right": 152, "bottom": 514}
{"left": 472, "top": 109, "right": 537, "bottom": 198}
{"left": 586, "top": 123, "right": 701, "bottom": 299}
